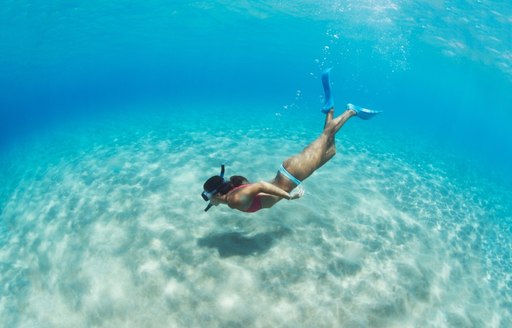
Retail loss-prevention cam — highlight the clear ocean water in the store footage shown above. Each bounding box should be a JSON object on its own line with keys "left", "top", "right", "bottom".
{"left": 1, "top": 1, "right": 511, "bottom": 327}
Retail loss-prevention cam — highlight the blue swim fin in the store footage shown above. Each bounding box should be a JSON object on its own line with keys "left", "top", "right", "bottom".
{"left": 322, "top": 68, "right": 382, "bottom": 119}
{"left": 321, "top": 68, "right": 334, "bottom": 114}
{"left": 347, "top": 103, "right": 382, "bottom": 120}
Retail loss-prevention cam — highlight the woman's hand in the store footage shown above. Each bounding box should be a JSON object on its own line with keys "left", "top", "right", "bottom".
{"left": 289, "top": 185, "right": 305, "bottom": 200}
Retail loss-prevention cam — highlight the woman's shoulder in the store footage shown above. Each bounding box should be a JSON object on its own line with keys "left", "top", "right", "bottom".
{"left": 230, "top": 183, "right": 250, "bottom": 192}
{"left": 226, "top": 183, "right": 255, "bottom": 209}
{"left": 228, "top": 183, "right": 260, "bottom": 198}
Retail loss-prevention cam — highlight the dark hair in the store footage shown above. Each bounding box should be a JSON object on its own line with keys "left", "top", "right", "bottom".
{"left": 217, "top": 175, "right": 249, "bottom": 195}
{"left": 203, "top": 176, "right": 225, "bottom": 193}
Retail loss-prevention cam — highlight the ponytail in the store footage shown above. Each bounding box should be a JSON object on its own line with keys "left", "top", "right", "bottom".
{"left": 218, "top": 175, "right": 249, "bottom": 194}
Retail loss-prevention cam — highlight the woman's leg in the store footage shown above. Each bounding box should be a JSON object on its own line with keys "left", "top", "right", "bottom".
{"left": 324, "top": 108, "right": 356, "bottom": 159}
{"left": 273, "top": 108, "right": 356, "bottom": 192}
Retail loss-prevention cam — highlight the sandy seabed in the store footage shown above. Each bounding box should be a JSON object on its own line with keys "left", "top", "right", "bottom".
{"left": 1, "top": 112, "right": 510, "bottom": 327}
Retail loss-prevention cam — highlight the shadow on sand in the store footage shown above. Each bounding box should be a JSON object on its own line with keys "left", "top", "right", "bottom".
{"left": 198, "top": 227, "right": 291, "bottom": 258}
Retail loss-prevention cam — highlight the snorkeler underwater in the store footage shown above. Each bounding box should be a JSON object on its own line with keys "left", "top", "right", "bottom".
{"left": 200, "top": 69, "right": 382, "bottom": 213}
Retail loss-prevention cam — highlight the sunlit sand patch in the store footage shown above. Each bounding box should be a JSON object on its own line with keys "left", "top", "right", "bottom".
{"left": 0, "top": 117, "right": 510, "bottom": 327}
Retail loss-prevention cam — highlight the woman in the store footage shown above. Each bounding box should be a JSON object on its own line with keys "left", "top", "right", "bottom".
{"left": 201, "top": 69, "right": 381, "bottom": 213}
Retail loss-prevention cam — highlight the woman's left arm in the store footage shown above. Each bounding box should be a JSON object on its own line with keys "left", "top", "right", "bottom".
{"left": 254, "top": 181, "right": 292, "bottom": 200}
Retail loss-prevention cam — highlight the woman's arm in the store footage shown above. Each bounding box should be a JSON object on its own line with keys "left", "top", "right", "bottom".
{"left": 253, "top": 181, "right": 292, "bottom": 199}
{"left": 229, "top": 181, "right": 290, "bottom": 202}
{"left": 227, "top": 182, "right": 300, "bottom": 211}
{"left": 254, "top": 182, "right": 304, "bottom": 209}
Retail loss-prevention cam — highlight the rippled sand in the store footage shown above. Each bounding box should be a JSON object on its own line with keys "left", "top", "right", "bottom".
{"left": 1, "top": 110, "right": 510, "bottom": 327}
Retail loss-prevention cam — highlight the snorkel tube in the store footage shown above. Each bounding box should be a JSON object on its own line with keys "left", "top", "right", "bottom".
{"left": 201, "top": 165, "right": 226, "bottom": 212}
{"left": 204, "top": 202, "right": 214, "bottom": 212}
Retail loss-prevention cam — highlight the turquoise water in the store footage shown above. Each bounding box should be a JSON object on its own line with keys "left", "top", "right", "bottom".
{"left": 1, "top": 1, "right": 511, "bottom": 327}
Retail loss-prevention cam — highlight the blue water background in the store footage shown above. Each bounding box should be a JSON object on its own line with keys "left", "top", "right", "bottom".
{"left": 1, "top": 1, "right": 512, "bottom": 327}
{"left": 1, "top": 1, "right": 511, "bottom": 172}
